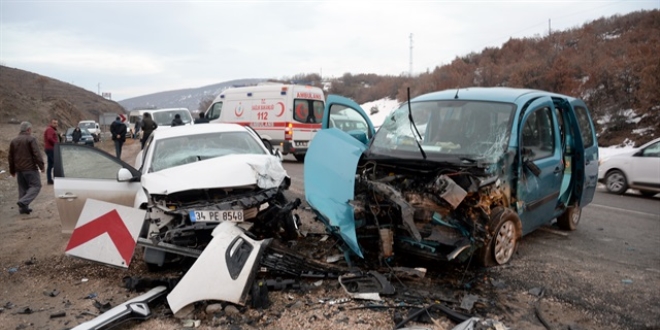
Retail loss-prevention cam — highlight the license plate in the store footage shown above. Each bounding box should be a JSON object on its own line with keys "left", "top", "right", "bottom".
{"left": 189, "top": 210, "right": 244, "bottom": 222}
{"left": 295, "top": 141, "right": 308, "bottom": 147}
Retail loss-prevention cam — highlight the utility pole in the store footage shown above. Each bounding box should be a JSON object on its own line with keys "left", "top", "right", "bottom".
{"left": 549, "top": 19, "right": 552, "bottom": 35}
{"left": 97, "top": 83, "right": 101, "bottom": 95}
{"left": 409, "top": 33, "right": 413, "bottom": 77}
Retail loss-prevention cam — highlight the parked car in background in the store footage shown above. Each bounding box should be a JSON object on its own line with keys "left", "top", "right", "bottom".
{"left": 304, "top": 87, "right": 599, "bottom": 267}
{"left": 78, "top": 120, "right": 101, "bottom": 142}
{"left": 598, "top": 137, "right": 660, "bottom": 196}
{"left": 64, "top": 128, "right": 95, "bottom": 147}
{"left": 53, "top": 123, "right": 297, "bottom": 270}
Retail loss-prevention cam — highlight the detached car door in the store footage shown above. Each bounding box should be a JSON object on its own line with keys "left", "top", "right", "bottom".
{"left": 54, "top": 144, "right": 142, "bottom": 233}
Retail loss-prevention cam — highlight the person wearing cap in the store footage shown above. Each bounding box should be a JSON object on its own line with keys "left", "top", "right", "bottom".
{"left": 110, "top": 116, "right": 127, "bottom": 159}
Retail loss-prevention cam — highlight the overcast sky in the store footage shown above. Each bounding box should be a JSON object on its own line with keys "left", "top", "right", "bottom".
{"left": 1, "top": 1, "right": 657, "bottom": 101}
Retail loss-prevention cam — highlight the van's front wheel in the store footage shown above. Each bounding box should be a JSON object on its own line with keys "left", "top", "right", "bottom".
{"left": 294, "top": 154, "right": 306, "bottom": 162}
{"left": 477, "top": 208, "right": 521, "bottom": 267}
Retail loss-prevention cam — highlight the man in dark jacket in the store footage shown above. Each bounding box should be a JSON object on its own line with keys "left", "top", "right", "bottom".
{"left": 171, "top": 113, "right": 184, "bottom": 126}
{"left": 194, "top": 112, "right": 210, "bottom": 124}
{"left": 110, "top": 116, "right": 127, "bottom": 159}
{"left": 72, "top": 127, "right": 82, "bottom": 143}
{"left": 9, "top": 121, "right": 45, "bottom": 214}
{"left": 140, "top": 112, "right": 158, "bottom": 149}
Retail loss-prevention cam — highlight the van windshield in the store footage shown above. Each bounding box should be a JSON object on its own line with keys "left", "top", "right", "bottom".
{"left": 152, "top": 110, "right": 193, "bottom": 126}
{"left": 293, "top": 99, "right": 325, "bottom": 124}
{"left": 370, "top": 100, "right": 515, "bottom": 161}
{"left": 79, "top": 122, "right": 96, "bottom": 129}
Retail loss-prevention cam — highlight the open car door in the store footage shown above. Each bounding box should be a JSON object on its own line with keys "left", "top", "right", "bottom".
{"left": 304, "top": 95, "right": 375, "bottom": 258}
{"left": 54, "top": 144, "right": 145, "bottom": 268}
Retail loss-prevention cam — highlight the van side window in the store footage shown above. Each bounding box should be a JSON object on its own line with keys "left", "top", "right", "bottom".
{"left": 574, "top": 106, "right": 595, "bottom": 148}
{"left": 521, "top": 107, "right": 555, "bottom": 160}
{"left": 207, "top": 102, "right": 223, "bottom": 120}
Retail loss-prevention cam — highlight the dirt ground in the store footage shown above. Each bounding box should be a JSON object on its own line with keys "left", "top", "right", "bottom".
{"left": 0, "top": 124, "right": 655, "bottom": 330}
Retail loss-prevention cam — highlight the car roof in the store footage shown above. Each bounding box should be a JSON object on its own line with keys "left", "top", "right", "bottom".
{"left": 411, "top": 87, "right": 579, "bottom": 104}
{"left": 151, "top": 123, "right": 249, "bottom": 140}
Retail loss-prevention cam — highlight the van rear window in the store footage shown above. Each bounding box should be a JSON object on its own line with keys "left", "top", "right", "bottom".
{"left": 293, "top": 99, "right": 324, "bottom": 123}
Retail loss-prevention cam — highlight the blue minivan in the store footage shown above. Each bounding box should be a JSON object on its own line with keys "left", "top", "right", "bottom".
{"left": 304, "top": 87, "right": 598, "bottom": 266}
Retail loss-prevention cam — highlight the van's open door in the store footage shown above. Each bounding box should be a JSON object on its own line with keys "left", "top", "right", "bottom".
{"left": 570, "top": 100, "right": 599, "bottom": 206}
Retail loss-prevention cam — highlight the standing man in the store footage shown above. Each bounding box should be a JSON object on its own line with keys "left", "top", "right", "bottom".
{"left": 171, "top": 113, "right": 184, "bottom": 127}
{"left": 43, "top": 118, "right": 58, "bottom": 185}
{"left": 140, "top": 112, "right": 157, "bottom": 149}
{"left": 9, "top": 121, "right": 45, "bottom": 214}
{"left": 110, "top": 116, "right": 127, "bottom": 159}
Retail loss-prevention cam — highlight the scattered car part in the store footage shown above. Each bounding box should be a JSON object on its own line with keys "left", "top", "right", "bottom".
{"left": 451, "top": 317, "right": 509, "bottom": 330}
{"left": 167, "top": 221, "right": 272, "bottom": 313}
{"left": 70, "top": 286, "right": 168, "bottom": 330}
{"left": 338, "top": 271, "right": 395, "bottom": 301}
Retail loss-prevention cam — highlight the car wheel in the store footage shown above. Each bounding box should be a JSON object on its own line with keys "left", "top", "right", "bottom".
{"left": 557, "top": 204, "right": 581, "bottom": 231}
{"left": 639, "top": 190, "right": 658, "bottom": 197}
{"left": 605, "top": 170, "right": 628, "bottom": 194}
{"left": 478, "top": 208, "right": 520, "bottom": 267}
{"left": 294, "top": 154, "right": 306, "bottom": 162}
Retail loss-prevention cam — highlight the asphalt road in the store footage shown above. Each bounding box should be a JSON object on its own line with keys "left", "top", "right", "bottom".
{"left": 281, "top": 157, "right": 660, "bottom": 328}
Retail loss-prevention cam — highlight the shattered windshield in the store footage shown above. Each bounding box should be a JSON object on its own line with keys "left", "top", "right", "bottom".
{"left": 150, "top": 131, "right": 266, "bottom": 172}
{"left": 371, "top": 100, "right": 515, "bottom": 162}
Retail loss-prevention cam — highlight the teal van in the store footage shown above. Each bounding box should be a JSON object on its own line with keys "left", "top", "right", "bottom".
{"left": 304, "top": 87, "right": 598, "bottom": 266}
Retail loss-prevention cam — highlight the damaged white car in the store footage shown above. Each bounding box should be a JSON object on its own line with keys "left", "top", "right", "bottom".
{"left": 53, "top": 123, "right": 300, "bottom": 269}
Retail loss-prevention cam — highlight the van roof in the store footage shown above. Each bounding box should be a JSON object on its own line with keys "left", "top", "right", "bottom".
{"left": 412, "top": 87, "right": 579, "bottom": 104}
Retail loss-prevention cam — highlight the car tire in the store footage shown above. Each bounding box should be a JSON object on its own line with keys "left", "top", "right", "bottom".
{"left": 477, "top": 208, "right": 520, "bottom": 267}
{"left": 294, "top": 154, "right": 306, "bottom": 162}
{"left": 557, "top": 204, "right": 581, "bottom": 231}
{"left": 605, "top": 170, "right": 628, "bottom": 194}
{"left": 639, "top": 190, "right": 658, "bottom": 197}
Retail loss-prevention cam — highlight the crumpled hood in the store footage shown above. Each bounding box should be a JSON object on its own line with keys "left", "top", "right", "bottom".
{"left": 142, "top": 154, "right": 287, "bottom": 195}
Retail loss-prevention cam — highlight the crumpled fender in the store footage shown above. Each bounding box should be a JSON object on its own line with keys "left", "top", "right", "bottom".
{"left": 304, "top": 128, "right": 367, "bottom": 258}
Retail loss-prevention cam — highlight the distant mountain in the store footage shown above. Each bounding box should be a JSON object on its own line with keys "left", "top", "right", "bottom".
{"left": 117, "top": 79, "right": 266, "bottom": 112}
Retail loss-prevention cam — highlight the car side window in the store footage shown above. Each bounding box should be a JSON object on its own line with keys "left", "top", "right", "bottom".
{"left": 521, "top": 107, "right": 555, "bottom": 161}
{"left": 574, "top": 106, "right": 595, "bottom": 148}
{"left": 328, "top": 105, "right": 372, "bottom": 139}
{"left": 59, "top": 145, "right": 124, "bottom": 179}
{"left": 207, "top": 102, "right": 222, "bottom": 120}
{"left": 642, "top": 142, "right": 660, "bottom": 157}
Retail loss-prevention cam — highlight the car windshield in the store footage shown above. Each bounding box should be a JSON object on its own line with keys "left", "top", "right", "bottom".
{"left": 149, "top": 131, "right": 267, "bottom": 172}
{"left": 370, "top": 100, "right": 515, "bottom": 162}
{"left": 152, "top": 110, "right": 193, "bottom": 126}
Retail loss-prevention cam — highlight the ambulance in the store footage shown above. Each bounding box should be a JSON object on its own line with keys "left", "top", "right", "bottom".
{"left": 206, "top": 83, "right": 325, "bottom": 162}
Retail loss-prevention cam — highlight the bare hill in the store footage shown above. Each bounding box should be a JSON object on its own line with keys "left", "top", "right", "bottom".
{"left": 0, "top": 65, "right": 127, "bottom": 170}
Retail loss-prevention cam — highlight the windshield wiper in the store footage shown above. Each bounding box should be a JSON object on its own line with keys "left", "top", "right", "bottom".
{"left": 406, "top": 88, "right": 426, "bottom": 160}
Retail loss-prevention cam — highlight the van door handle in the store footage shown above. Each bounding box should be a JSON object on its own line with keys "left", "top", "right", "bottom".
{"left": 553, "top": 166, "right": 563, "bottom": 174}
{"left": 58, "top": 192, "right": 78, "bottom": 199}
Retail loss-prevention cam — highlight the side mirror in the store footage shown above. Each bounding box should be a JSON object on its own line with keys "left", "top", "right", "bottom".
{"left": 274, "top": 149, "right": 283, "bottom": 162}
{"left": 117, "top": 168, "right": 135, "bottom": 182}
{"left": 347, "top": 130, "right": 369, "bottom": 145}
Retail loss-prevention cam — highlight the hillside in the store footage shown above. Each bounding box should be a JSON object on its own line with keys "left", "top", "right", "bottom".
{"left": 117, "top": 78, "right": 266, "bottom": 111}
{"left": 0, "top": 65, "right": 126, "bottom": 170}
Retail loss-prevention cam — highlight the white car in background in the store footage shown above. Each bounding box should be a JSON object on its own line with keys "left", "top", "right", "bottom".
{"left": 53, "top": 123, "right": 299, "bottom": 270}
{"left": 598, "top": 137, "right": 660, "bottom": 196}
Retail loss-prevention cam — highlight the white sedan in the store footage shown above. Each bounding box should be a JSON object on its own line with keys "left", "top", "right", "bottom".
{"left": 53, "top": 123, "right": 300, "bottom": 269}
{"left": 598, "top": 137, "right": 660, "bottom": 196}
